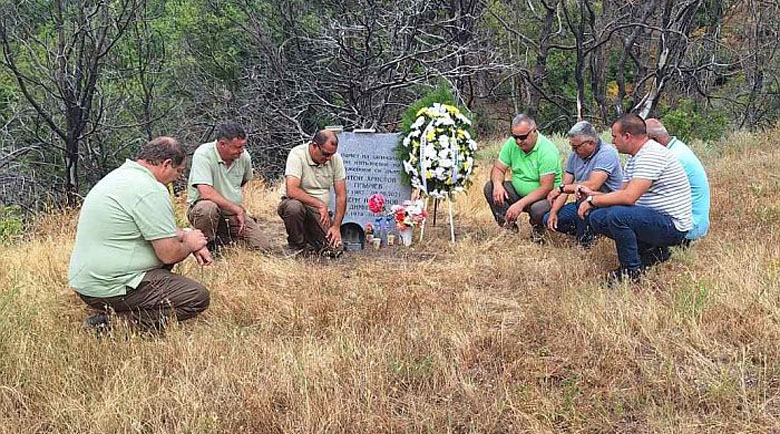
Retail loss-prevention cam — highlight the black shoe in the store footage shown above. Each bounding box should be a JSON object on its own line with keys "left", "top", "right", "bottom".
{"left": 606, "top": 267, "right": 644, "bottom": 285}
{"left": 83, "top": 313, "right": 111, "bottom": 336}
{"left": 530, "top": 226, "right": 546, "bottom": 244}
{"left": 640, "top": 247, "right": 671, "bottom": 268}
{"left": 577, "top": 235, "right": 596, "bottom": 249}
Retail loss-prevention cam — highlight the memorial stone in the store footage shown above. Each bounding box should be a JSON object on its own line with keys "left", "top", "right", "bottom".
{"left": 332, "top": 131, "right": 411, "bottom": 249}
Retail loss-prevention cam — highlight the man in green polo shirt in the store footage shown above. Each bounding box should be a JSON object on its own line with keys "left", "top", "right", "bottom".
{"left": 69, "top": 137, "right": 212, "bottom": 332}
{"left": 278, "top": 129, "right": 347, "bottom": 257}
{"left": 187, "top": 121, "right": 270, "bottom": 253}
{"left": 483, "top": 114, "right": 562, "bottom": 240}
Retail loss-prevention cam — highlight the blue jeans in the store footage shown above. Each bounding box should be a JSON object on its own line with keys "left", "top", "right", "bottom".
{"left": 587, "top": 205, "right": 687, "bottom": 270}
{"left": 542, "top": 202, "right": 593, "bottom": 243}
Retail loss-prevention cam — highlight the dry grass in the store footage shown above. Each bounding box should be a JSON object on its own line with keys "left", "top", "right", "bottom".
{"left": 2, "top": 126, "right": 780, "bottom": 433}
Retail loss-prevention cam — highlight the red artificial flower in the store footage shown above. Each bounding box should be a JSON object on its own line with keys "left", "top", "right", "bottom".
{"left": 368, "top": 194, "right": 386, "bottom": 214}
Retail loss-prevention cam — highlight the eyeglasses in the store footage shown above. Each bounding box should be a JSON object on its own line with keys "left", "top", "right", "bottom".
{"left": 570, "top": 140, "right": 593, "bottom": 151}
{"left": 316, "top": 143, "right": 335, "bottom": 158}
{"left": 513, "top": 128, "right": 536, "bottom": 142}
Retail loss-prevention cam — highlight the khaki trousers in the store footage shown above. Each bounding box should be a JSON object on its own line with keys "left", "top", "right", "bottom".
{"left": 277, "top": 198, "right": 328, "bottom": 250}
{"left": 78, "top": 268, "right": 210, "bottom": 330}
{"left": 187, "top": 200, "right": 270, "bottom": 251}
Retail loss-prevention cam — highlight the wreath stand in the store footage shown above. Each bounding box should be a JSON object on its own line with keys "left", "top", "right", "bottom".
{"left": 419, "top": 196, "right": 456, "bottom": 243}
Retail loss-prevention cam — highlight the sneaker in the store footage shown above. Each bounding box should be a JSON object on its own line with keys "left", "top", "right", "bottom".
{"left": 640, "top": 247, "right": 671, "bottom": 268}
{"left": 606, "top": 267, "right": 644, "bottom": 285}
{"left": 530, "top": 226, "right": 546, "bottom": 245}
{"left": 83, "top": 313, "right": 111, "bottom": 336}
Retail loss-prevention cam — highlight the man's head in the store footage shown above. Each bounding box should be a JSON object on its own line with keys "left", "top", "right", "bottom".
{"left": 215, "top": 121, "right": 248, "bottom": 163}
{"left": 568, "top": 121, "right": 600, "bottom": 159}
{"left": 610, "top": 113, "right": 647, "bottom": 154}
{"left": 136, "top": 136, "right": 186, "bottom": 184}
{"left": 511, "top": 114, "right": 538, "bottom": 153}
{"left": 645, "top": 118, "right": 671, "bottom": 146}
{"left": 308, "top": 129, "right": 339, "bottom": 165}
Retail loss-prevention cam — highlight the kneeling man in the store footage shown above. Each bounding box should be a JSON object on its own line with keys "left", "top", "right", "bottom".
{"left": 69, "top": 137, "right": 211, "bottom": 331}
{"left": 187, "top": 121, "right": 270, "bottom": 253}
{"left": 543, "top": 121, "right": 623, "bottom": 246}
{"left": 577, "top": 114, "right": 692, "bottom": 281}
{"left": 483, "top": 114, "right": 562, "bottom": 240}
{"left": 278, "top": 130, "right": 347, "bottom": 256}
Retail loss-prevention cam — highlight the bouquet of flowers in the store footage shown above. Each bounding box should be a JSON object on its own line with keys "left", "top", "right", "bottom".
{"left": 390, "top": 200, "right": 428, "bottom": 231}
{"left": 368, "top": 193, "right": 386, "bottom": 214}
{"left": 399, "top": 103, "right": 477, "bottom": 199}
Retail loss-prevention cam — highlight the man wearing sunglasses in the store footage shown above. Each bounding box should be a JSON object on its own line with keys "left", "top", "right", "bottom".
{"left": 483, "top": 114, "right": 562, "bottom": 241}
{"left": 187, "top": 121, "right": 271, "bottom": 255}
{"left": 543, "top": 121, "right": 623, "bottom": 247}
{"left": 278, "top": 129, "right": 347, "bottom": 257}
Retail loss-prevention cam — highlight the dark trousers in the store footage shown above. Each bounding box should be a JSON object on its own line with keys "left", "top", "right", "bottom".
{"left": 483, "top": 180, "right": 550, "bottom": 228}
{"left": 277, "top": 198, "right": 328, "bottom": 250}
{"left": 587, "top": 205, "right": 687, "bottom": 270}
{"left": 543, "top": 202, "right": 593, "bottom": 243}
{"left": 78, "top": 268, "right": 210, "bottom": 330}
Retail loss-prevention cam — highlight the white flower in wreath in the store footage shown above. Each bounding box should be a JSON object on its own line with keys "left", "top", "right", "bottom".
{"left": 411, "top": 116, "right": 426, "bottom": 129}
{"left": 403, "top": 160, "right": 417, "bottom": 176}
{"left": 408, "top": 129, "right": 420, "bottom": 138}
{"left": 424, "top": 143, "right": 437, "bottom": 159}
{"left": 437, "top": 147, "right": 450, "bottom": 160}
{"left": 468, "top": 139, "right": 477, "bottom": 151}
{"left": 456, "top": 113, "right": 472, "bottom": 125}
{"left": 433, "top": 166, "right": 447, "bottom": 180}
{"left": 438, "top": 158, "right": 453, "bottom": 169}
{"left": 402, "top": 135, "right": 411, "bottom": 147}
{"left": 437, "top": 134, "right": 450, "bottom": 147}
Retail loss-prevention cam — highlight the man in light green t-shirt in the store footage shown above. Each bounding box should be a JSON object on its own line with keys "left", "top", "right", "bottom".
{"left": 483, "top": 113, "right": 562, "bottom": 241}
{"left": 278, "top": 129, "right": 347, "bottom": 257}
{"left": 187, "top": 121, "right": 270, "bottom": 253}
{"left": 69, "top": 137, "right": 212, "bottom": 332}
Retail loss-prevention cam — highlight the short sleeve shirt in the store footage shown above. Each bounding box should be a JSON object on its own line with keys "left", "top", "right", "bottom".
{"left": 565, "top": 140, "right": 624, "bottom": 193}
{"left": 187, "top": 141, "right": 253, "bottom": 206}
{"left": 667, "top": 137, "right": 710, "bottom": 240}
{"left": 624, "top": 140, "right": 693, "bottom": 232}
{"left": 68, "top": 160, "right": 177, "bottom": 298}
{"left": 280, "top": 143, "right": 346, "bottom": 208}
{"left": 498, "top": 133, "right": 562, "bottom": 196}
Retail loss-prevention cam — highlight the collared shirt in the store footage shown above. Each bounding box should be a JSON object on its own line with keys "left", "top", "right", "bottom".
{"left": 187, "top": 141, "right": 253, "bottom": 206}
{"left": 625, "top": 140, "right": 693, "bottom": 232}
{"left": 498, "top": 133, "right": 562, "bottom": 196}
{"left": 564, "top": 140, "right": 623, "bottom": 193}
{"left": 280, "top": 143, "right": 346, "bottom": 207}
{"left": 69, "top": 160, "right": 177, "bottom": 298}
{"left": 667, "top": 137, "right": 711, "bottom": 239}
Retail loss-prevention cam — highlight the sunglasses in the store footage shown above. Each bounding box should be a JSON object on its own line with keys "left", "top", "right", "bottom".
{"left": 570, "top": 140, "right": 593, "bottom": 151}
{"left": 513, "top": 128, "right": 536, "bottom": 142}
{"left": 317, "top": 143, "right": 335, "bottom": 157}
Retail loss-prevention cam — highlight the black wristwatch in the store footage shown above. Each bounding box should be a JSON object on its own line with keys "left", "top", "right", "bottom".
{"left": 558, "top": 184, "right": 565, "bottom": 193}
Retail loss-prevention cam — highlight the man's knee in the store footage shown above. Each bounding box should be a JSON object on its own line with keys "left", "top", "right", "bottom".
{"left": 278, "top": 199, "right": 306, "bottom": 219}
{"left": 528, "top": 200, "right": 550, "bottom": 225}
{"left": 190, "top": 200, "right": 221, "bottom": 220}
{"left": 483, "top": 181, "right": 494, "bottom": 202}
{"left": 176, "top": 281, "right": 210, "bottom": 319}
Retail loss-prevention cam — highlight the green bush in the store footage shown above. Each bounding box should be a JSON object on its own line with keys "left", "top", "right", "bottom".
{"left": 660, "top": 99, "right": 728, "bottom": 143}
{"left": 0, "top": 206, "right": 24, "bottom": 244}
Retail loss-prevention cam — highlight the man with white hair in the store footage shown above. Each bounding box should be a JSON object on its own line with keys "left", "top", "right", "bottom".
{"left": 483, "top": 113, "right": 562, "bottom": 241}
{"left": 543, "top": 120, "right": 623, "bottom": 247}
{"left": 646, "top": 118, "right": 710, "bottom": 241}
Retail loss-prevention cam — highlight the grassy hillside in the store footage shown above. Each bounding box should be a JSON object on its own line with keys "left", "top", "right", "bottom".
{"left": 1, "top": 127, "right": 779, "bottom": 433}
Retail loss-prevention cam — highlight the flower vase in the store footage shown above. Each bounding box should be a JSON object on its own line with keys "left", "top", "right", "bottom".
{"left": 400, "top": 227, "right": 413, "bottom": 246}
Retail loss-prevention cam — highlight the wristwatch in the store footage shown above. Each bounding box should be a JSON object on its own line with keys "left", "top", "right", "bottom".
{"left": 586, "top": 195, "right": 595, "bottom": 205}
{"left": 558, "top": 184, "right": 565, "bottom": 193}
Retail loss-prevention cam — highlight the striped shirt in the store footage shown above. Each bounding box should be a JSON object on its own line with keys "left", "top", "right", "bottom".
{"left": 624, "top": 140, "right": 692, "bottom": 232}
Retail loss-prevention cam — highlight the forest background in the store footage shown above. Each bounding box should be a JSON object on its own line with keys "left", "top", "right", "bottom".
{"left": 0, "top": 0, "right": 777, "bottom": 217}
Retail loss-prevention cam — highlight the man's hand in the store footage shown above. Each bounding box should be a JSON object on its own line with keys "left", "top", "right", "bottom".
{"left": 578, "top": 200, "right": 594, "bottom": 219}
{"left": 182, "top": 229, "right": 207, "bottom": 252}
{"left": 575, "top": 185, "right": 595, "bottom": 201}
{"left": 505, "top": 201, "right": 524, "bottom": 223}
{"left": 233, "top": 206, "right": 246, "bottom": 236}
{"left": 318, "top": 206, "right": 331, "bottom": 229}
{"left": 492, "top": 183, "right": 509, "bottom": 207}
{"left": 547, "top": 212, "right": 558, "bottom": 231}
{"left": 326, "top": 225, "right": 342, "bottom": 247}
{"left": 193, "top": 247, "right": 213, "bottom": 266}
{"left": 547, "top": 188, "right": 561, "bottom": 205}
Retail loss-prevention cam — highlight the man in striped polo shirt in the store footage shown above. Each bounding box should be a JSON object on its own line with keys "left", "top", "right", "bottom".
{"left": 576, "top": 114, "right": 692, "bottom": 282}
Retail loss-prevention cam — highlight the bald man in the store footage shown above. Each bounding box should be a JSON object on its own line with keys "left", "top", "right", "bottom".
{"left": 278, "top": 130, "right": 347, "bottom": 257}
{"left": 646, "top": 118, "right": 711, "bottom": 241}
